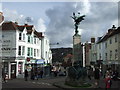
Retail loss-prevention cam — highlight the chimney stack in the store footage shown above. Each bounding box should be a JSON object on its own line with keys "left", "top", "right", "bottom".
{"left": 112, "top": 25, "right": 116, "bottom": 30}
{"left": 91, "top": 37, "right": 95, "bottom": 43}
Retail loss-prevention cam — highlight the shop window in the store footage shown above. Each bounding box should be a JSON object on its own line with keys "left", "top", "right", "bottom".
{"left": 18, "top": 62, "right": 22, "bottom": 74}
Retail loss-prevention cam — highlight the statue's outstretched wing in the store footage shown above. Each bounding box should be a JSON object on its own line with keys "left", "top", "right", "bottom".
{"left": 78, "top": 15, "right": 85, "bottom": 22}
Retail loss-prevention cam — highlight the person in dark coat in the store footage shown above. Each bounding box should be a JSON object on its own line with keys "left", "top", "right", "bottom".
{"left": 40, "top": 70, "right": 44, "bottom": 78}
{"left": 30, "top": 68, "right": 35, "bottom": 80}
{"left": 24, "top": 69, "right": 28, "bottom": 81}
{"left": 94, "top": 67, "right": 100, "bottom": 88}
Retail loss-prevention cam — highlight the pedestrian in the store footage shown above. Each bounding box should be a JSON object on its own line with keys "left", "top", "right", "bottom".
{"left": 3, "top": 72, "right": 8, "bottom": 83}
{"left": 112, "top": 70, "right": 119, "bottom": 81}
{"left": 34, "top": 68, "right": 38, "bottom": 80}
{"left": 87, "top": 66, "right": 93, "bottom": 80}
{"left": 94, "top": 66, "right": 100, "bottom": 88}
{"left": 40, "top": 70, "right": 44, "bottom": 78}
{"left": 30, "top": 68, "right": 35, "bottom": 80}
{"left": 105, "top": 73, "right": 112, "bottom": 89}
{"left": 24, "top": 69, "right": 28, "bottom": 81}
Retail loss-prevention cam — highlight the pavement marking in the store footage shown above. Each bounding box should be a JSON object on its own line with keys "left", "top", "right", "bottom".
{"left": 31, "top": 81, "right": 51, "bottom": 86}
{"left": 32, "top": 82, "right": 36, "bottom": 83}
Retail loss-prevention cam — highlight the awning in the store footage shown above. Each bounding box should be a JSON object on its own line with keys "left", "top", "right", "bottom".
{"left": 36, "top": 59, "right": 44, "bottom": 64}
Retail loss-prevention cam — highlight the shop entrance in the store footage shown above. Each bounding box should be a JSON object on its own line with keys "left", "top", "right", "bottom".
{"left": 11, "top": 63, "right": 16, "bottom": 79}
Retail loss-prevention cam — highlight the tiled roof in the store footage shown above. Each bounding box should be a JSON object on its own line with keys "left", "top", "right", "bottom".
{"left": 17, "top": 26, "right": 25, "bottom": 31}
{"left": 34, "top": 30, "right": 43, "bottom": 38}
{"left": 1, "top": 21, "right": 43, "bottom": 38}
{"left": 2, "top": 21, "right": 17, "bottom": 30}
{"left": 97, "top": 26, "right": 120, "bottom": 43}
{"left": 27, "top": 30, "right": 33, "bottom": 34}
{"left": 16, "top": 24, "right": 33, "bottom": 31}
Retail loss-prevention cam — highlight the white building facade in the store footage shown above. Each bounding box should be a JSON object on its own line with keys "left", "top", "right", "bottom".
{"left": 1, "top": 21, "right": 52, "bottom": 79}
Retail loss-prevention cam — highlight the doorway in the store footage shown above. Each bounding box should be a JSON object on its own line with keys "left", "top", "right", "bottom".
{"left": 11, "top": 63, "right": 16, "bottom": 79}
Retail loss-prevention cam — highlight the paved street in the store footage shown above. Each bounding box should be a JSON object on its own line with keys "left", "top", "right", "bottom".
{"left": 2, "top": 76, "right": 66, "bottom": 89}
{"left": 2, "top": 76, "right": 120, "bottom": 89}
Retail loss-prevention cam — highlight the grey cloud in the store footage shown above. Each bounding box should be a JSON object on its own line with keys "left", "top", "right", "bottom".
{"left": 45, "top": 2, "right": 118, "bottom": 48}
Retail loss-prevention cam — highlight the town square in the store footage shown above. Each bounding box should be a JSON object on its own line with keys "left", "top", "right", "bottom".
{"left": 0, "top": 0, "right": 120, "bottom": 89}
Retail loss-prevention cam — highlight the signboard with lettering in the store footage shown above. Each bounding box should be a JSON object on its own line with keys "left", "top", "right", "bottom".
{"left": 0, "top": 31, "right": 16, "bottom": 58}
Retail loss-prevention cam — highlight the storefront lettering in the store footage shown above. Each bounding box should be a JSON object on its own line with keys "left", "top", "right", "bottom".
{"left": 0, "top": 40, "right": 11, "bottom": 43}
{"left": 1, "top": 48, "right": 17, "bottom": 50}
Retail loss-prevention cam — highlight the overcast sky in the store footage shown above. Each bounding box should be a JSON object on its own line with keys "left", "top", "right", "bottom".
{"left": 1, "top": 1, "right": 119, "bottom": 48}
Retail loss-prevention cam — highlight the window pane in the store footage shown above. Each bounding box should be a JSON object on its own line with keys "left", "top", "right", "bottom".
{"left": 31, "top": 48, "right": 33, "bottom": 56}
{"left": 18, "top": 46, "right": 21, "bottom": 55}
{"left": 31, "top": 37, "right": 33, "bottom": 44}
{"left": 115, "top": 36, "right": 117, "bottom": 42}
{"left": 23, "top": 34, "right": 25, "bottom": 41}
{"left": 34, "top": 38, "right": 36, "bottom": 44}
{"left": 34, "top": 49, "right": 36, "bottom": 57}
{"left": 22, "top": 46, "right": 25, "bottom": 55}
{"left": 28, "top": 36, "right": 30, "bottom": 43}
{"left": 27, "top": 48, "right": 30, "bottom": 56}
{"left": 19, "top": 33, "right": 22, "bottom": 40}
{"left": 37, "top": 49, "right": 39, "bottom": 57}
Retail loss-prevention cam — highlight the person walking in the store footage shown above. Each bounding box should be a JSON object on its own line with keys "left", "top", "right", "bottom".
{"left": 87, "top": 66, "right": 93, "bottom": 80}
{"left": 24, "top": 69, "right": 28, "bottom": 81}
{"left": 105, "top": 73, "right": 112, "bottom": 89}
{"left": 34, "top": 68, "right": 38, "bottom": 80}
{"left": 40, "top": 70, "right": 44, "bottom": 78}
{"left": 94, "top": 66, "right": 100, "bottom": 88}
{"left": 30, "top": 68, "right": 35, "bottom": 80}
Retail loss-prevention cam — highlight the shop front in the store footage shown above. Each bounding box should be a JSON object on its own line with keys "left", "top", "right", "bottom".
{"left": 2, "top": 61, "right": 17, "bottom": 79}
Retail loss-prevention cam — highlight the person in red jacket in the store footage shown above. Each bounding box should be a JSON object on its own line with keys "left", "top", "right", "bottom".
{"left": 105, "top": 73, "right": 112, "bottom": 88}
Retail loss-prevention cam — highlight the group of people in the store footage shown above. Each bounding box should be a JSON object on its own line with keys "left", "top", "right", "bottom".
{"left": 24, "top": 67, "right": 44, "bottom": 81}
{"left": 50, "top": 65, "right": 66, "bottom": 77}
{"left": 87, "top": 66, "right": 119, "bottom": 88}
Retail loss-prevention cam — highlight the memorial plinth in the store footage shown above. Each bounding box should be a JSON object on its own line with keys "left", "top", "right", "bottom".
{"left": 73, "top": 33, "right": 83, "bottom": 66}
